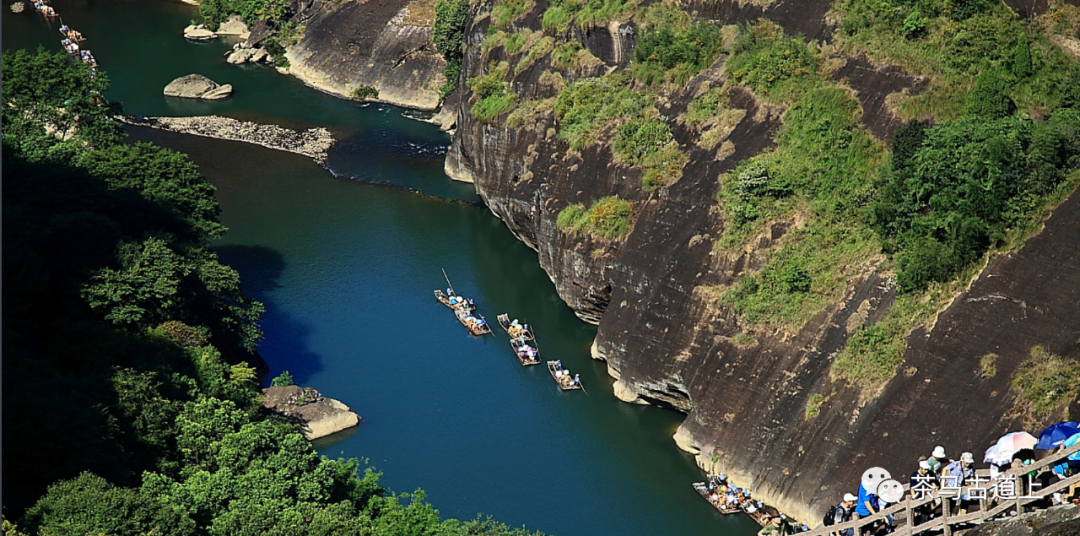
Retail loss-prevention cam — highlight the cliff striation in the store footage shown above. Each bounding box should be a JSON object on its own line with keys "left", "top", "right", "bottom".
{"left": 446, "top": 0, "right": 1080, "bottom": 523}
{"left": 283, "top": 0, "right": 446, "bottom": 110}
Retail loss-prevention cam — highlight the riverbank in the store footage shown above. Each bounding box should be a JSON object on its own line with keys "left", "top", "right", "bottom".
{"left": 119, "top": 115, "right": 335, "bottom": 163}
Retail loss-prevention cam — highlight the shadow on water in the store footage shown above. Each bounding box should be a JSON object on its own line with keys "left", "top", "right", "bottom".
{"left": 213, "top": 244, "right": 325, "bottom": 385}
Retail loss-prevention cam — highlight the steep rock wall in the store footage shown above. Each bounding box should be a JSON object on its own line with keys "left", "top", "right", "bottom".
{"left": 284, "top": 0, "right": 446, "bottom": 110}
{"left": 447, "top": 0, "right": 1080, "bottom": 524}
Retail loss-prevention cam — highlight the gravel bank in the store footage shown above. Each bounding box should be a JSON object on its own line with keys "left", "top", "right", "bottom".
{"left": 120, "top": 115, "right": 335, "bottom": 163}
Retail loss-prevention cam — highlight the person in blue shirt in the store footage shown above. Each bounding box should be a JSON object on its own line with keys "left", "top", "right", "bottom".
{"left": 856, "top": 483, "right": 874, "bottom": 517}
{"left": 857, "top": 483, "right": 893, "bottom": 535}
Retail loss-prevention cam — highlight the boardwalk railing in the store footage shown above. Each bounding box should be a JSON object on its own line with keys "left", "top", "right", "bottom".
{"left": 800, "top": 442, "right": 1080, "bottom": 536}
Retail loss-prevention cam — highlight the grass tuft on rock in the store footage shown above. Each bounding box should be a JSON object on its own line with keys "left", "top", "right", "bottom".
{"left": 468, "top": 61, "right": 518, "bottom": 122}
{"left": 556, "top": 197, "right": 634, "bottom": 239}
{"left": 1009, "top": 346, "right": 1080, "bottom": 424}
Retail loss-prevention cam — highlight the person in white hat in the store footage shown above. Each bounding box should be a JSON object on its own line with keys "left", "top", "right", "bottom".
{"left": 928, "top": 446, "right": 947, "bottom": 476}
{"left": 830, "top": 494, "right": 858, "bottom": 536}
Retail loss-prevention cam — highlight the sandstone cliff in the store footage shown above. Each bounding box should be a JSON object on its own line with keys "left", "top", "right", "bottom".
{"left": 446, "top": 0, "right": 1080, "bottom": 524}
{"left": 283, "top": 0, "right": 446, "bottom": 110}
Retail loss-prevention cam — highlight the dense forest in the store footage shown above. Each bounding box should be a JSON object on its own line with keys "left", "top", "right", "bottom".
{"left": 1, "top": 48, "right": 544, "bottom": 536}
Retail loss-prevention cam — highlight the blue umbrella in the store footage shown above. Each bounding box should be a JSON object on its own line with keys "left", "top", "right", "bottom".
{"left": 1037, "top": 422, "right": 1080, "bottom": 449}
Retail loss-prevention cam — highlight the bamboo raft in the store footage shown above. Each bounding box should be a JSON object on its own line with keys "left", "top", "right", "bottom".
{"left": 742, "top": 501, "right": 771, "bottom": 527}
{"left": 546, "top": 361, "right": 581, "bottom": 391}
{"left": 692, "top": 479, "right": 741, "bottom": 515}
{"left": 434, "top": 289, "right": 492, "bottom": 336}
{"left": 34, "top": 2, "right": 57, "bottom": 16}
{"left": 60, "top": 26, "right": 85, "bottom": 42}
{"left": 497, "top": 314, "right": 540, "bottom": 366}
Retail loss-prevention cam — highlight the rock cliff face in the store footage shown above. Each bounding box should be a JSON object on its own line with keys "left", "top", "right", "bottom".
{"left": 283, "top": 0, "right": 446, "bottom": 110}
{"left": 446, "top": 0, "right": 1080, "bottom": 524}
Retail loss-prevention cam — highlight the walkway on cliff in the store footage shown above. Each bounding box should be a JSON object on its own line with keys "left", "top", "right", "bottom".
{"left": 801, "top": 443, "right": 1080, "bottom": 536}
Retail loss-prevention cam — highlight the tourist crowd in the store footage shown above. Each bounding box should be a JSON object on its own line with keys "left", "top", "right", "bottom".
{"left": 821, "top": 422, "right": 1080, "bottom": 536}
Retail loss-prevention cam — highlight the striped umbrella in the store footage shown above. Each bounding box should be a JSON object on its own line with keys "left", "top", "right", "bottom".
{"left": 985, "top": 432, "right": 1038, "bottom": 465}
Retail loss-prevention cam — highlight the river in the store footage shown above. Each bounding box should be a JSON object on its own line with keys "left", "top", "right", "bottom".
{"left": 4, "top": 3, "right": 762, "bottom": 535}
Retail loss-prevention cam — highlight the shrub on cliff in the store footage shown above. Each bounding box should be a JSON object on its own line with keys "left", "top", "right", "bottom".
{"left": 469, "top": 62, "right": 518, "bottom": 121}
{"left": 726, "top": 22, "right": 816, "bottom": 98}
{"left": 556, "top": 197, "right": 634, "bottom": 239}
{"left": 352, "top": 84, "right": 379, "bottom": 100}
{"left": 491, "top": 0, "right": 534, "bottom": 28}
{"left": 613, "top": 118, "right": 672, "bottom": 165}
{"left": 633, "top": 3, "right": 723, "bottom": 87}
{"left": 966, "top": 65, "right": 1015, "bottom": 119}
{"left": 1012, "top": 32, "right": 1032, "bottom": 78}
{"left": 872, "top": 112, "right": 1079, "bottom": 292}
{"left": 1009, "top": 346, "right": 1080, "bottom": 425}
{"left": 588, "top": 196, "right": 634, "bottom": 239}
{"left": 542, "top": 0, "right": 636, "bottom": 33}
{"left": 556, "top": 203, "right": 588, "bottom": 231}
{"left": 552, "top": 71, "right": 688, "bottom": 188}
{"left": 434, "top": 0, "right": 469, "bottom": 101}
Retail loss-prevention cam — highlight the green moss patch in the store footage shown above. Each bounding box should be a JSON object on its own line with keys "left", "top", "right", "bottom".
{"left": 556, "top": 196, "right": 635, "bottom": 239}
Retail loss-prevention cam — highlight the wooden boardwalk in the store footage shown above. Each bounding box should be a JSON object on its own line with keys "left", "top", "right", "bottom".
{"left": 801, "top": 442, "right": 1080, "bottom": 536}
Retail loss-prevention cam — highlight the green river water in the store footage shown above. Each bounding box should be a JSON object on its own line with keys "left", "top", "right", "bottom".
{"left": 4, "top": 3, "right": 764, "bottom": 534}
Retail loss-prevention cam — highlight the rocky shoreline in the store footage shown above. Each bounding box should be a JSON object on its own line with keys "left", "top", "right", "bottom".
{"left": 119, "top": 115, "right": 335, "bottom": 163}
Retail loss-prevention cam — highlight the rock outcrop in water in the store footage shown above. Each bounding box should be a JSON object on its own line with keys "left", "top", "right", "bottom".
{"left": 445, "top": 0, "right": 1080, "bottom": 523}
{"left": 163, "top": 74, "right": 233, "bottom": 100}
{"left": 281, "top": 0, "right": 446, "bottom": 110}
{"left": 262, "top": 385, "right": 361, "bottom": 440}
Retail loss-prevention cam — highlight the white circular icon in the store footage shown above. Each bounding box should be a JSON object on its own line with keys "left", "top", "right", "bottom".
{"left": 861, "top": 467, "right": 891, "bottom": 495}
{"left": 877, "top": 479, "right": 904, "bottom": 503}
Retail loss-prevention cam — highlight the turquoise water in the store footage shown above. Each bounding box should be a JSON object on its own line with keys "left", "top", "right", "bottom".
{"left": 5, "top": 4, "right": 761, "bottom": 535}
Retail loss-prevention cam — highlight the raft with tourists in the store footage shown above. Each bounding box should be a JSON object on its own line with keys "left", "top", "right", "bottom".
{"left": 742, "top": 499, "right": 771, "bottom": 527}
{"left": 497, "top": 314, "right": 540, "bottom": 366}
{"left": 433, "top": 270, "right": 492, "bottom": 336}
{"left": 547, "top": 360, "right": 582, "bottom": 391}
{"left": 692, "top": 475, "right": 741, "bottom": 515}
{"left": 34, "top": 1, "right": 57, "bottom": 17}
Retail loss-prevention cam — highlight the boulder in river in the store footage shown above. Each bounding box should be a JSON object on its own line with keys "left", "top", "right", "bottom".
{"left": 217, "top": 17, "right": 250, "bottom": 39}
{"left": 227, "top": 48, "right": 256, "bottom": 64}
{"left": 201, "top": 84, "right": 233, "bottom": 100}
{"left": 183, "top": 24, "right": 217, "bottom": 40}
{"left": 261, "top": 385, "right": 360, "bottom": 440}
{"left": 163, "top": 74, "right": 232, "bottom": 100}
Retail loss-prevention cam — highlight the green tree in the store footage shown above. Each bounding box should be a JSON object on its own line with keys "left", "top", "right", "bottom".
{"left": 966, "top": 65, "right": 1015, "bottom": 119}
{"left": 1, "top": 48, "right": 123, "bottom": 149}
{"left": 1012, "top": 32, "right": 1032, "bottom": 78}
{"left": 76, "top": 142, "right": 226, "bottom": 242}
{"left": 82, "top": 237, "right": 193, "bottom": 329}
{"left": 271, "top": 370, "right": 296, "bottom": 386}
{"left": 23, "top": 472, "right": 196, "bottom": 536}
{"left": 901, "top": 9, "right": 926, "bottom": 39}
{"left": 434, "top": 0, "right": 470, "bottom": 101}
